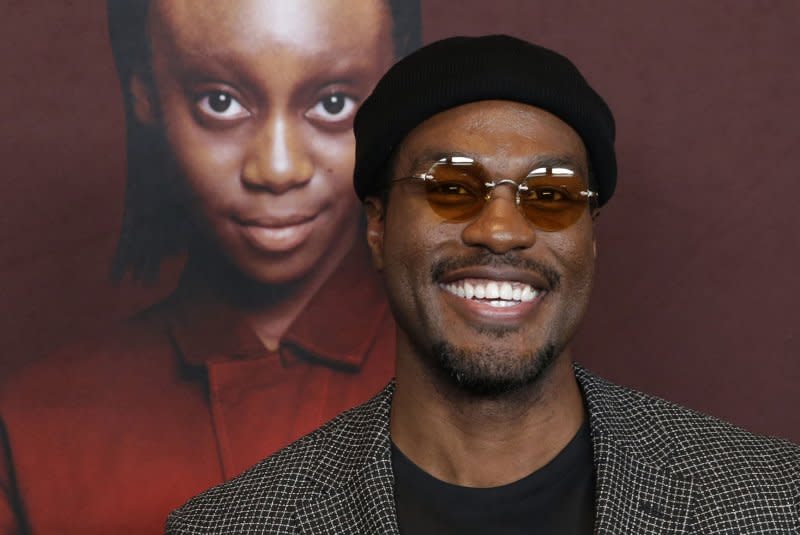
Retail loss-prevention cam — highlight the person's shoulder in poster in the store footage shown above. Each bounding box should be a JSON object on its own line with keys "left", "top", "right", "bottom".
{"left": 0, "top": 1, "right": 420, "bottom": 533}
{"left": 167, "top": 35, "right": 800, "bottom": 534}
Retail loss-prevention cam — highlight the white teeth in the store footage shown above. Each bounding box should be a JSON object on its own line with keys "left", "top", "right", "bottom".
{"left": 521, "top": 286, "right": 536, "bottom": 302}
{"left": 485, "top": 282, "right": 499, "bottom": 299}
{"left": 500, "top": 282, "right": 513, "bottom": 300}
{"left": 464, "top": 282, "right": 474, "bottom": 299}
{"left": 487, "top": 300, "right": 516, "bottom": 308}
{"left": 440, "top": 280, "right": 540, "bottom": 304}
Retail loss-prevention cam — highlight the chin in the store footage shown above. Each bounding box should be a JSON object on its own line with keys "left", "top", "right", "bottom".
{"left": 243, "top": 264, "right": 315, "bottom": 286}
{"left": 431, "top": 341, "right": 559, "bottom": 398}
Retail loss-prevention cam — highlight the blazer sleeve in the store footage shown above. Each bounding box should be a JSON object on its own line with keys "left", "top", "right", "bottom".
{"left": 165, "top": 509, "right": 200, "bottom": 535}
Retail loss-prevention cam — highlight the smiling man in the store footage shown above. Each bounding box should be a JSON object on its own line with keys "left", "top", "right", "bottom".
{"left": 167, "top": 36, "right": 800, "bottom": 534}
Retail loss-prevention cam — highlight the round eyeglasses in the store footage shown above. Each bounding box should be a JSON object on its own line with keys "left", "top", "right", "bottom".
{"left": 390, "top": 156, "right": 597, "bottom": 231}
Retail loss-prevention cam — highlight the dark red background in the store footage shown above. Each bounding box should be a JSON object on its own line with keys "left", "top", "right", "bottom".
{"left": 2, "top": 1, "right": 798, "bottom": 442}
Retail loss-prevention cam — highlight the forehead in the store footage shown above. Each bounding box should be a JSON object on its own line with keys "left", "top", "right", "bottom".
{"left": 394, "top": 100, "right": 589, "bottom": 175}
{"left": 148, "top": 0, "right": 392, "bottom": 67}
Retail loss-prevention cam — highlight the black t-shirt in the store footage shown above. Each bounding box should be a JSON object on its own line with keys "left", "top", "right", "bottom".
{"left": 391, "top": 422, "right": 595, "bottom": 534}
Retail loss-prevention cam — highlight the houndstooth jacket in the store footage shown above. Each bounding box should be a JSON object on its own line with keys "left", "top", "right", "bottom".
{"left": 166, "top": 365, "right": 800, "bottom": 534}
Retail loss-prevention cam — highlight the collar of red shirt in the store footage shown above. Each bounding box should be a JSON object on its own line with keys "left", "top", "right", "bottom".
{"left": 165, "top": 240, "right": 390, "bottom": 372}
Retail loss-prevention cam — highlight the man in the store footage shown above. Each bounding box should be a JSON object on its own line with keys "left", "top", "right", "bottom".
{"left": 166, "top": 35, "right": 800, "bottom": 534}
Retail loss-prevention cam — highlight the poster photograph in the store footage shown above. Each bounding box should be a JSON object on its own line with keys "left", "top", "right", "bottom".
{"left": 1, "top": 1, "right": 798, "bottom": 532}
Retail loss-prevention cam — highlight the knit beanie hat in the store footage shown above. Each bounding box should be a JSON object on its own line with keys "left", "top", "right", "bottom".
{"left": 353, "top": 34, "right": 617, "bottom": 206}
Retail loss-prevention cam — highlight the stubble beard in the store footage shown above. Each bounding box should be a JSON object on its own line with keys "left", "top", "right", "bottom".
{"left": 421, "top": 251, "right": 565, "bottom": 398}
{"left": 430, "top": 336, "right": 559, "bottom": 398}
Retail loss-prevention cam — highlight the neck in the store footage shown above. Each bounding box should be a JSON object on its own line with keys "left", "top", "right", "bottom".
{"left": 180, "top": 232, "right": 356, "bottom": 350}
{"left": 390, "top": 342, "right": 585, "bottom": 488}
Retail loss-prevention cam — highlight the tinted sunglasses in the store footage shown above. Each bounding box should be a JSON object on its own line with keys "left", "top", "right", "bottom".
{"left": 391, "top": 156, "right": 598, "bottom": 231}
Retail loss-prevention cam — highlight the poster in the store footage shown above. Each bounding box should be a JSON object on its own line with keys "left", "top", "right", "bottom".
{"left": 1, "top": 1, "right": 799, "bottom": 533}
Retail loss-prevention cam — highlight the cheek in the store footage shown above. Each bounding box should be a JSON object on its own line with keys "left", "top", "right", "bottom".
{"left": 163, "top": 118, "right": 246, "bottom": 210}
{"left": 306, "top": 131, "right": 361, "bottom": 230}
{"left": 547, "top": 227, "right": 597, "bottom": 298}
{"left": 383, "top": 202, "right": 450, "bottom": 293}
{"left": 308, "top": 129, "right": 356, "bottom": 195}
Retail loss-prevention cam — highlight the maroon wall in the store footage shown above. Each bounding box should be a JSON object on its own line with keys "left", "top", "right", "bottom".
{"left": 0, "top": 2, "right": 176, "bottom": 374}
{"left": 2, "top": 1, "right": 798, "bottom": 442}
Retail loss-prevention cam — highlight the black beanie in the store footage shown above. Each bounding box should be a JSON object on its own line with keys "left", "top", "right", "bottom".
{"left": 353, "top": 35, "right": 617, "bottom": 206}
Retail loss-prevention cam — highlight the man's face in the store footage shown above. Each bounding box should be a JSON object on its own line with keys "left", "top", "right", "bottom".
{"left": 139, "top": 0, "right": 394, "bottom": 284}
{"left": 367, "top": 101, "right": 597, "bottom": 395}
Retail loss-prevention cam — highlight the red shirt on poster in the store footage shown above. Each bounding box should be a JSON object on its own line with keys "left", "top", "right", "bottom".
{"left": 0, "top": 242, "right": 395, "bottom": 534}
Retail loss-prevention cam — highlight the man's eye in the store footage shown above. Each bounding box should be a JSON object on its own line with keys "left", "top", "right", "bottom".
{"left": 432, "top": 181, "right": 479, "bottom": 197}
{"left": 441, "top": 183, "right": 470, "bottom": 195}
{"left": 305, "top": 93, "right": 357, "bottom": 124}
{"left": 196, "top": 91, "right": 249, "bottom": 120}
{"left": 530, "top": 187, "right": 566, "bottom": 202}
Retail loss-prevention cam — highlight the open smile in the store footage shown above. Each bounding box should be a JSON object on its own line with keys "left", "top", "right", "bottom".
{"left": 438, "top": 277, "right": 546, "bottom": 324}
{"left": 440, "top": 278, "right": 539, "bottom": 307}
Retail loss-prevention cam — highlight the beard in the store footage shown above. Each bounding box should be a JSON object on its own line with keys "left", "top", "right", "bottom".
{"left": 430, "top": 339, "right": 558, "bottom": 398}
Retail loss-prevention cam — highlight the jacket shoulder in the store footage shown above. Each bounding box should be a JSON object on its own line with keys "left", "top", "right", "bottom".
{"left": 577, "top": 367, "right": 800, "bottom": 518}
{"left": 167, "top": 384, "right": 394, "bottom": 533}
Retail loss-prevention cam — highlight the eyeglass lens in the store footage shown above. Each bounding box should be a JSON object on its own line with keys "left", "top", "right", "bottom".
{"left": 421, "top": 158, "right": 591, "bottom": 231}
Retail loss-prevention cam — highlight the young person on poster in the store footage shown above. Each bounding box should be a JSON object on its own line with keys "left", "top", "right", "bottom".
{"left": 0, "top": 1, "right": 419, "bottom": 533}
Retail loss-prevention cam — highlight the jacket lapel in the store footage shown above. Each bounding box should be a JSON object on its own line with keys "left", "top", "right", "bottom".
{"left": 576, "top": 366, "right": 697, "bottom": 534}
{"left": 293, "top": 383, "right": 400, "bottom": 534}
{"left": 592, "top": 433, "right": 695, "bottom": 534}
{"left": 295, "top": 454, "right": 399, "bottom": 534}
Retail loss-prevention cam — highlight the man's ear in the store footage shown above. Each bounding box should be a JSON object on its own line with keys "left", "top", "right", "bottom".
{"left": 364, "top": 197, "right": 386, "bottom": 271}
{"left": 130, "top": 71, "right": 156, "bottom": 125}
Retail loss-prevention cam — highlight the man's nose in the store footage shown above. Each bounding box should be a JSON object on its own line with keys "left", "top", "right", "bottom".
{"left": 461, "top": 185, "right": 537, "bottom": 253}
{"left": 240, "top": 113, "right": 314, "bottom": 193}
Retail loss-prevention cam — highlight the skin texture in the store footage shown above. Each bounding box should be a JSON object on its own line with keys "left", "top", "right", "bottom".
{"left": 131, "top": 0, "right": 394, "bottom": 347}
{"left": 366, "top": 100, "right": 597, "bottom": 487}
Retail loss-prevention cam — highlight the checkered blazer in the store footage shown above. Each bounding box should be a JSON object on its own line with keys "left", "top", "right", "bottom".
{"left": 166, "top": 366, "right": 800, "bottom": 534}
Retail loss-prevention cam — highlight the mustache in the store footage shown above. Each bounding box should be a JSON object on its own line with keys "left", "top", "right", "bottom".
{"left": 430, "top": 251, "right": 561, "bottom": 291}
